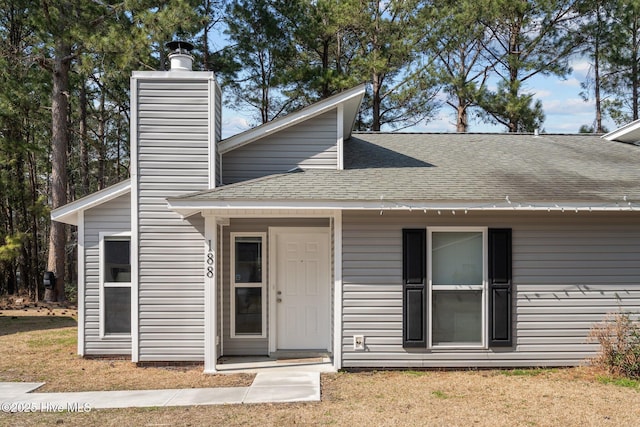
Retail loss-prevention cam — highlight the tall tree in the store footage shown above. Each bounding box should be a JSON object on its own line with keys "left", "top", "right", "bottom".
{"left": 421, "top": 0, "right": 494, "bottom": 132}
{"left": 277, "top": 0, "right": 363, "bottom": 102}
{"left": 600, "top": 0, "right": 640, "bottom": 125}
{"left": 222, "top": 0, "right": 298, "bottom": 124}
{"left": 198, "top": 0, "right": 228, "bottom": 71}
{"left": 353, "top": 0, "right": 439, "bottom": 131}
{"left": 477, "top": 0, "right": 581, "bottom": 132}
{"left": 0, "top": 0, "right": 50, "bottom": 299}
{"left": 577, "top": 0, "right": 611, "bottom": 133}
{"left": 31, "top": 0, "right": 202, "bottom": 301}
{"left": 36, "top": 1, "right": 73, "bottom": 302}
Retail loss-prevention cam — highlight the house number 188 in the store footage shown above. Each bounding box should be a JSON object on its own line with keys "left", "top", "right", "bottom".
{"left": 206, "top": 240, "right": 214, "bottom": 278}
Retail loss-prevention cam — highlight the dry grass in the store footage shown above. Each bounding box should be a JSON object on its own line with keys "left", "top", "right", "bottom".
{"left": 0, "top": 308, "right": 253, "bottom": 392}
{"left": 2, "top": 308, "right": 640, "bottom": 426}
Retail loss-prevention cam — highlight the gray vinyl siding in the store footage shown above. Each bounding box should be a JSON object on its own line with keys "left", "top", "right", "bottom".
{"left": 83, "top": 194, "right": 131, "bottom": 355}
{"left": 221, "top": 218, "right": 330, "bottom": 356}
{"left": 341, "top": 210, "right": 640, "bottom": 368}
{"left": 221, "top": 111, "right": 338, "bottom": 184}
{"left": 135, "top": 77, "right": 213, "bottom": 361}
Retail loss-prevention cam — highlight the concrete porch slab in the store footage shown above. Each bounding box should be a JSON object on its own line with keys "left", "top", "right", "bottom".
{"left": 216, "top": 356, "right": 335, "bottom": 373}
{"left": 244, "top": 372, "right": 320, "bottom": 403}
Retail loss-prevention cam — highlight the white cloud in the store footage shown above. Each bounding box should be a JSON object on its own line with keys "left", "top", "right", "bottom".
{"left": 221, "top": 116, "right": 251, "bottom": 139}
{"left": 533, "top": 89, "right": 553, "bottom": 98}
{"left": 557, "top": 78, "right": 582, "bottom": 88}
{"left": 571, "top": 59, "right": 592, "bottom": 76}
{"left": 542, "top": 97, "right": 593, "bottom": 115}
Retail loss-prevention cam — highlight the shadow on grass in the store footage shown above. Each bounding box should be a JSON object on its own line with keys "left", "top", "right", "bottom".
{"left": 0, "top": 315, "right": 77, "bottom": 336}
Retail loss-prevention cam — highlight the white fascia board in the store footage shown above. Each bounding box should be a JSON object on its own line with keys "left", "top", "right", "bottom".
{"left": 218, "top": 84, "right": 366, "bottom": 155}
{"left": 166, "top": 198, "right": 640, "bottom": 214}
{"left": 131, "top": 71, "right": 216, "bottom": 80}
{"left": 602, "top": 119, "right": 640, "bottom": 143}
{"left": 51, "top": 179, "right": 132, "bottom": 225}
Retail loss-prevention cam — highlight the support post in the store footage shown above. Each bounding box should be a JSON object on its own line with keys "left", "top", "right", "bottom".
{"left": 204, "top": 214, "right": 218, "bottom": 373}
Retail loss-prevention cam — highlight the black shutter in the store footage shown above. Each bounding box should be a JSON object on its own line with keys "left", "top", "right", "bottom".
{"left": 403, "top": 229, "right": 426, "bottom": 347}
{"left": 488, "top": 228, "right": 513, "bottom": 347}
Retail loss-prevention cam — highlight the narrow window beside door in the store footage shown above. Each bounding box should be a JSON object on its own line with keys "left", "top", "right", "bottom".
{"left": 231, "top": 234, "right": 266, "bottom": 338}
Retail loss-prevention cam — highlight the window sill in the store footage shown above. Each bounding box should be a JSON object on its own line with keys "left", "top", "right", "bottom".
{"left": 430, "top": 345, "right": 487, "bottom": 351}
{"left": 100, "top": 334, "right": 132, "bottom": 340}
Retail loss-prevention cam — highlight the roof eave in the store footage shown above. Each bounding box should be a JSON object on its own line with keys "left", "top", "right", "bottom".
{"left": 602, "top": 118, "right": 640, "bottom": 143}
{"left": 51, "top": 179, "right": 132, "bottom": 225}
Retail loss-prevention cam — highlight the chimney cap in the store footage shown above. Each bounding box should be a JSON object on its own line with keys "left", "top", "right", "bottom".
{"left": 166, "top": 40, "right": 194, "bottom": 53}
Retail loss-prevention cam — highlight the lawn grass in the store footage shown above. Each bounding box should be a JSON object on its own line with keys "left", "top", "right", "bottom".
{"left": 2, "top": 308, "right": 640, "bottom": 427}
{"left": 0, "top": 308, "right": 253, "bottom": 392}
{"left": 596, "top": 375, "right": 640, "bottom": 389}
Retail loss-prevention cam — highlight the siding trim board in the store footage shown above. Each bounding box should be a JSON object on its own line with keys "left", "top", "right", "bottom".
{"left": 333, "top": 211, "right": 343, "bottom": 370}
{"left": 77, "top": 211, "right": 85, "bottom": 356}
{"left": 130, "top": 75, "right": 140, "bottom": 362}
{"left": 203, "top": 214, "right": 218, "bottom": 373}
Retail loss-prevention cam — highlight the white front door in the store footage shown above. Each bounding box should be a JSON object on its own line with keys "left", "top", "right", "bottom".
{"left": 273, "top": 228, "right": 330, "bottom": 350}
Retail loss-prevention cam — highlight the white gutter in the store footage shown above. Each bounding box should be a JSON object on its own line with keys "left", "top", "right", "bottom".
{"left": 166, "top": 199, "right": 639, "bottom": 217}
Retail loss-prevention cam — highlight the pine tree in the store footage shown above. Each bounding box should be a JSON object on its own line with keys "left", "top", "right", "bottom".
{"left": 222, "top": 0, "right": 298, "bottom": 124}
{"left": 477, "top": 0, "right": 581, "bottom": 132}
{"left": 353, "top": 0, "right": 438, "bottom": 131}
{"left": 600, "top": 0, "right": 640, "bottom": 125}
{"left": 421, "top": 0, "right": 494, "bottom": 132}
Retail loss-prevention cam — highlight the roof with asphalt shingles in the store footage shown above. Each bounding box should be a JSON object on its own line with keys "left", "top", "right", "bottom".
{"left": 174, "top": 133, "right": 640, "bottom": 204}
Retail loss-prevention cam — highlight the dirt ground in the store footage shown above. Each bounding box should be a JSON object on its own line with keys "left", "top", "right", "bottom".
{"left": 1, "top": 307, "right": 639, "bottom": 426}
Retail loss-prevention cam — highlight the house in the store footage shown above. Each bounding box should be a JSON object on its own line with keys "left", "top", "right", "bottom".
{"left": 51, "top": 43, "right": 640, "bottom": 372}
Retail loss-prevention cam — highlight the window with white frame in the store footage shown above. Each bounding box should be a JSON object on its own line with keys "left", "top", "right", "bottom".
{"left": 100, "top": 233, "right": 131, "bottom": 336}
{"left": 231, "top": 233, "right": 266, "bottom": 338}
{"left": 429, "top": 228, "right": 486, "bottom": 347}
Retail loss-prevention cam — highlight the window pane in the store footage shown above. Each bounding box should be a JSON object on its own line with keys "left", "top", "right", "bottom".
{"left": 432, "top": 290, "right": 482, "bottom": 345}
{"left": 104, "top": 287, "right": 131, "bottom": 334}
{"left": 104, "top": 240, "right": 131, "bottom": 282}
{"left": 235, "top": 287, "right": 262, "bottom": 334}
{"left": 235, "top": 237, "right": 262, "bottom": 283}
{"left": 432, "top": 232, "right": 482, "bottom": 285}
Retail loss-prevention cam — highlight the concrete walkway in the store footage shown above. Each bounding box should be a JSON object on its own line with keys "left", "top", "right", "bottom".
{"left": 0, "top": 371, "right": 319, "bottom": 411}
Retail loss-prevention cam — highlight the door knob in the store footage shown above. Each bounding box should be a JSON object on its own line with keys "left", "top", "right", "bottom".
{"left": 277, "top": 298, "right": 282, "bottom": 303}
